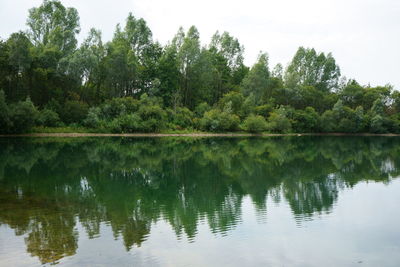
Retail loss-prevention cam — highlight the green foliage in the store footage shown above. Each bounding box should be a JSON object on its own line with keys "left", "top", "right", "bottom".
{"left": 168, "top": 107, "right": 194, "bottom": 129}
{"left": 254, "top": 104, "right": 273, "bottom": 117}
{"left": 83, "top": 107, "right": 102, "bottom": 128}
{"left": 0, "top": 90, "right": 11, "bottom": 133}
{"left": 320, "top": 110, "right": 336, "bottom": 132}
{"left": 62, "top": 101, "right": 89, "bottom": 124}
{"left": 266, "top": 107, "right": 292, "bottom": 133}
{"left": 292, "top": 107, "right": 320, "bottom": 133}
{"left": 242, "top": 114, "right": 267, "bottom": 133}
{"left": 9, "top": 97, "right": 39, "bottom": 133}
{"left": 136, "top": 103, "right": 167, "bottom": 132}
{"left": 370, "top": 115, "right": 386, "bottom": 133}
{"left": 112, "top": 114, "right": 142, "bottom": 133}
{"left": 241, "top": 53, "right": 270, "bottom": 102}
{"left": 371, "top": 97, "right": 385, "bottom": 115}
{"left": 194, "top": 102, "right": 211, "bottom": 118}
{"left": 0, "top": 1, "right": 398, "bottom": 134}
{"left": 218, "top": 91, "right": 244, "bottom": 115}
{"left": 200, "top": 109, "right": 240, "bottom": 132}
{"left": 37, "top": 109, "right": 60, "bottom": 127}
{"left": 284, "top": 47, "right": 340, "bottom": 92}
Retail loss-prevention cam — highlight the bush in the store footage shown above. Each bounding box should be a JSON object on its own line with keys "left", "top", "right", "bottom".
{"left": 266, "top": 108, "right": 291, "bottom": 133}
{"left": 338, "top": 118, "right": 357, "bottom": 133}
{"left": 218, "top": 91, "right": 244, "bottom": 115}
{"left": 200, "top": 109, "right": 240, "bottom": 132}
{"left": 102, "top": 97, "right": 139, "bottom": 119}
{"left": 292, "top": 107, "right": 319, "bottom": 133}
{"left": 242, "top": 114, "right": 267, "bottom": 133}
{"left": 370, "top": 115, "right": 387, "bottom": 133}
{"left": 194, "top": 102, "right": 211, "bottom": 118}
{"left": 37, "top": 109, "right": 60, "bottom": 127}
{"left": 137, "top": 104, "right": 167, "bottom": 132}
{"left": 169, "top": 107, "right": 194, "bottom": 129}
{"left": 0, "top": 90, "right": 11, "bottom": 133}
{"left": 9, "top": 97, "right": 39, "bottom": 133}
{"left": 116, "top": 114, "right": 141, "bottom": 133}
{"left": 254, "top": 104, "right": 273, "bottom": 117}
{"left": 320, "top": 110, "right": 336, "bottom": 132}
{"left": 84, "top": 107, "right": 102, "bottom": 128}
{"left": 62, "top": 101, "right": 89, "bottom": 124}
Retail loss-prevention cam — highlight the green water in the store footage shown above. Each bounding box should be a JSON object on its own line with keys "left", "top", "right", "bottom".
{"left": 0, "top": 137, "right": 400, "bottom": 266}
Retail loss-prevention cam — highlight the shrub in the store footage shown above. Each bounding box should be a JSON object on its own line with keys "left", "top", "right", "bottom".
{"left": 84, "top": 107, "right": 102, "bottom": 128}
{"left": 320, "top": 110, "right": 336, "bottom": 132}
{"left": 338, "top": 118, "right": 357, "bottom": 133}
{"left": 9, "top": 97, "right": 39, "bottom": 133}
{"left": 254, "top": 104, "right": 273, "bottom": 117}
{"left": 292, "top": 107, "right": 319, "bottom": 133}
{"left": 242, "top": 114, "right": 267, "bottom": 133}
{"left": 62, "top": 101, "right": 89, "bottom": 124}
{"left": 218, "top": 91, "right": 244, "bottom": 115}
{"left": 266, "top": 108, "right": 291, "bottom": 133}
{"left": 37, "top": 109, "right": 60, "bottom": 127}
{"left": 170, "top": 107, "right": 194, "bottom": 129}
{"left": 117, "top": 114, "right": 141, "bottom": 133}
{"left": 194, "top": 102, "right": 211, "bottom": 118}
{"left": 0, "top": 90, "right": 11, "bottom": 133}
{"left": 200, "top": 109, "right": 240, "bottom": 132}
{"left": 102, "top": 97, "right": 139, "bottom": 119}
{"left": 137, "top": 104, "right": 167, "bottom": 132}
{"left": 370, "top": 115, "right": 387, "bottom": 133}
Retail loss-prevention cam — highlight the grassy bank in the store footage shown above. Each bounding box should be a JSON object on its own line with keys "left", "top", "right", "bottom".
{"left": 1, "top": 127, "right": 399, "bottom": 137}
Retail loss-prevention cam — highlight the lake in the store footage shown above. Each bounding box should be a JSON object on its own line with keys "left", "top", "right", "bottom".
{"left": 0, "top": 136, "right": 400, "bottom": 266}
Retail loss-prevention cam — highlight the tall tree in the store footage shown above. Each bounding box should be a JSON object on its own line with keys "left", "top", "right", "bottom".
{"left": 241, "top": 52, "right": 270, "bottom": 102}
{"left": 103, "top": 25, "right": 138, "bottom": 97}
{"left": 157, "top": 44, "right": 181, "bottom": 108}
{"left": 65, "top": 28, "right": 105, "bottom": 103}
{"left": 27, "top": 0, "right": 80, "bottom": 58}
{"left": 5, "top": 32, "right": 33, "bottom": 101}
{"left": 284, "top": 47, "right": 340, "bottom": 92}
{"left": 176, "top": 26, "right": 201, "bottom": 108}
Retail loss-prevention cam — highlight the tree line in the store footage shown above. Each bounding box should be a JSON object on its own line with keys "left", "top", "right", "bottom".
{"left": 1, "top": 0, "right": 399, "bottom": 134}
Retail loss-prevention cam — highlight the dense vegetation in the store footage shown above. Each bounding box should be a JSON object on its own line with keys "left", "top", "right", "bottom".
{"left": 1, "top": 0, "right": 399, "bottom": 134}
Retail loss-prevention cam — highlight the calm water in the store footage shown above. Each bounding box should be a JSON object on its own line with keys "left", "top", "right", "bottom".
{"left": 0, "top": 136, "right": 400, "bottom": 267}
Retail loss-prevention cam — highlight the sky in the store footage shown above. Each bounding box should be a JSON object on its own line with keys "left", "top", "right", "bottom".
{"left": 0, "top": 0, "right": 399, "bottom": 89}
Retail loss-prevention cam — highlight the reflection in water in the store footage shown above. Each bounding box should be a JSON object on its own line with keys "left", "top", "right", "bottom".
{"left": 0, "top": 136, "right": 399, "bottom": 264}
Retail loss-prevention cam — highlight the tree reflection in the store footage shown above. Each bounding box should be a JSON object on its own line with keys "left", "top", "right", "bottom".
{"left": 0, "top": 136, "right": 399, "bottom": 264}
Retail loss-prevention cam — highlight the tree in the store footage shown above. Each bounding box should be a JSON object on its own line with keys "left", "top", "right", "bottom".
{"left": 339, "top": 80, "right": 364, "bottom": 109}
{"left": 284, "top": 47, "right": 340, "bottom": 92}
{"left": 210, "top": 31, "right": 244, "bottom": 71}
{"left": 157, "top": 44, "right": 181, "bottom": 107}
{"left": 64, "top": 28, "right": 105, "bottom": 103}
{"left": 241, "top": 52, "right": 270, "bottom": 102}
{"left": 103, "top": 27, "right": 138, "bottom": 97}
{"left": 27, "top": 0, "right": 80, "bottom": 57}
{"left": 5, "top": 32, "right": 33, "bottom": 101}
{"left": 176, "top": 26, "right": 201, "bottom": 108}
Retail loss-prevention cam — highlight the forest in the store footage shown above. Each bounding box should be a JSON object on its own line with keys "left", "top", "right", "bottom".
{"left": 1, "top": 0, "right": 399, "bottom": 134}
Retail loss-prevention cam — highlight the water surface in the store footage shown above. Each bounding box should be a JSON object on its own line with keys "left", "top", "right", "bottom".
{"left": 0, "top": 136, "right": 400, "bottom": 266}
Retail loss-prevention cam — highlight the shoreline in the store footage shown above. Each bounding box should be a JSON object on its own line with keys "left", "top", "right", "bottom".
{"left": 1, "top": 133, "right": 400, "bottom": 137}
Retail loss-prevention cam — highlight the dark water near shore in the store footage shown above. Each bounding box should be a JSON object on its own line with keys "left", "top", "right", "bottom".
{"left": 0, "top": 136, "right": 400, "bottom": 266}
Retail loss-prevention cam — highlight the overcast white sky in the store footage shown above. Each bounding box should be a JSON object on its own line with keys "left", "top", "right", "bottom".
{"left": 1, "top": 0, "right": 399, "bottom": 89}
